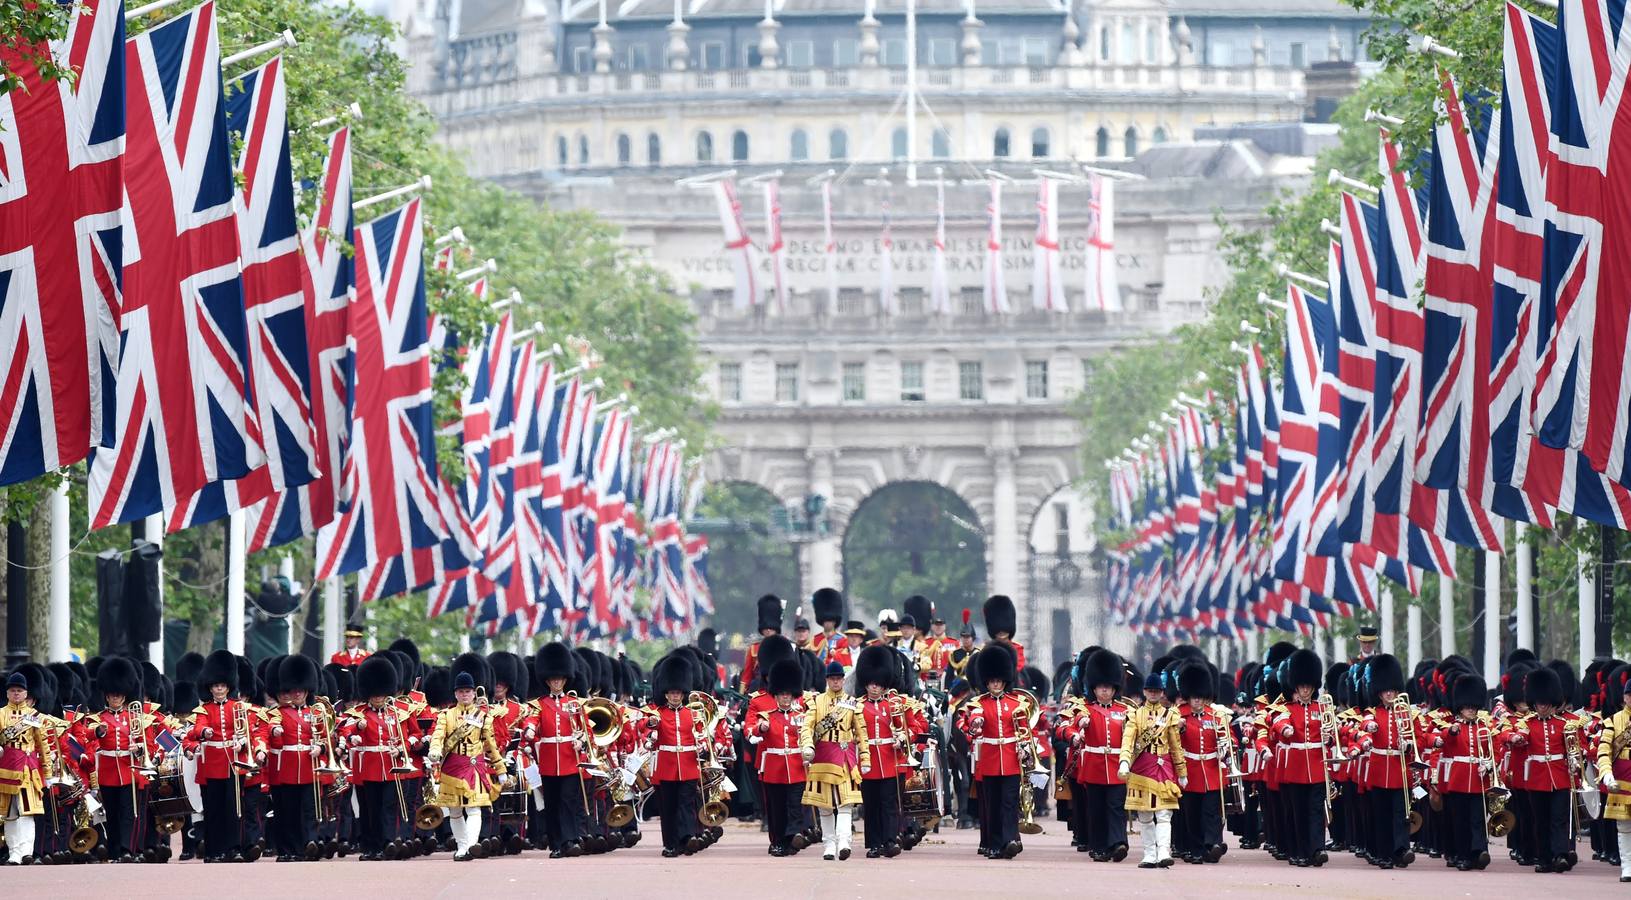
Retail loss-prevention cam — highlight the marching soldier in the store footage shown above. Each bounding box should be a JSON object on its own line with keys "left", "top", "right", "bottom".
{"left": 341, "top": 656, "right": 415, "bottom": 861}
{"left": 525, "top": 642, "right": 585, "bottom": 858}
{"left": 185, "top": 650, "right": 267, "bottom": 863}
{"left": 1438, "top": 673, "right": 1494, "bottom": 871}
{"left": 800, "top": 660, "right": 868, "bottom": 861}
{"left": 88, "top": 657, "right": 151, "bottom": 862}
{"left": 427, "top": 669, "right": 506, "bottom": 862}
{"left": 982, "top": 596, "right": 1026, "bottom": 669}
{"left": 1, "top": 670, "right": 53, "bottom": 865}
{"left": 1596, "top": 672, "right": 1631, "bottom": 882}
{"left": 738, "top": 594, "right": 786, "bottom": 691}
{"left": 1502, "top": 665, "right": 1578, "bottom": 873}
{"left": 962, "top": 644, "right": 1027, "bottom": 860}
{"left": 948, "top": 611, "right": 977, "bottom": 684}
{"left": 331, "top": 630, "right": 370, "bottom": 669}
{"left": 1268, "top": 649, "right": 1329, "bottom": 868}
{"left": 486, "top": 652, "right": 529, "bottom": 855}
{"left": 647, "top": 655, "right": 708, "bottom": 857}
{"left": 1118, "top": 669, "right": 1184, "bottom": 869}
{"left": 856, "top": 646, "right": 905, "bottom": 858}
{"left": 749, "top": 659, "right": 810, "bottom": 856}
{"left": 1057, "top": 648, "right": 1131, "bottom": 862}
{"left": 1176, "top": 663, "right": 1229, "bottom": 864}
{"left": 1356, "top": 653, "right": 1417, "bottom": 870}
{"left": 267, "top": 655, "right": 323, "bottom": 862}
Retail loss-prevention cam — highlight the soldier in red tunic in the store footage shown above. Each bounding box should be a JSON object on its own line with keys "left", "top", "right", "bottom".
{"left": 962, "top": 643, "right": 1027, "bottom": 859}
{"left": 1267, "top": 649, "right": 1328, "bottom": 868}
{"left": 340, "top": 655, "right": 414, "bottom": 861}
{"left": 1437, "top": 673, "right": 1494, "bottom": 870}
{"left": 88, "top": 657, "right": 152, "bottom": 862}
{"left": 983, "top": 595, "right": 1026, "bottom": 670}
{"left": 1503, "top": 665, "right": 1579, "bottom": 873}
{"left": 1057, "top": 648, "right": 1131, "bottom": 862}
{"left": 810, "top": 587, "right": 848, "bottom": 669}
{"left": 738, "top": 594, "right": 786, "bottom": 692}
{"left": 854, "top": 645, "right": 905, "bottom": 858}
{"left": 749, "top": 659, "right": 811, "bottom": 856}
{"left": 1176, "top": 662, "right": 1230, "bottom": 864}
{"left": 266, "top": 655, "right": 323, "bottom": 862}
{"left": 185, "top": 650, "right": 267, "bottom": 862}
{"left": 330, "top": 630, "right": 370, "bottom": 669}
{"left": 524, "top": 642, "right": 586, "bottom": 858}
{"left": 1355, "top": 653, "right": 1419, "bottom": 870}
{"left": 646, "top": 655, "right": 708, "bottom": 857}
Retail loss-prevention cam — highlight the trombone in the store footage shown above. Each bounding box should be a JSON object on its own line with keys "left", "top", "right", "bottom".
{"left": 381, "top": 698, "right": 417, "bottom": 823}
{"left": 1390, "top": 694, "right": 1425, "bottom": 834}
{"left": 1475, "top": 714, "right": 1515, "bottom": 837}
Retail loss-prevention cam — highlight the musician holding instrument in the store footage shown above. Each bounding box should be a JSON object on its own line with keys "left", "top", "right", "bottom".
{"left": 427, "top": 670, "right": 506, "bottom": 862}
{"left": 749, "top": 659, "right": 810, "bottom": 857}
{"left": 856, "top": 646, "right": 906, "bottom": 859}
{"left": 1437, "top": 673, "right": 1496, "bottom": 871}
{"left": 0, "top": 671, "right": 52, "bottom": 865}
{"left": 1056, "top": 649, "right": 1132, "bottom": 863}
{"left": 644, "top": 656, "right": 710, "bottom": 857}
{"left": 1594, "top": 674, "right": 1631, "bottom": 883}
{"left": 267, "top": 655, "right": 325, "bottom": 862}
{"left": 1356, "top": 654, "right": 1418, "bottom": 870}
{"left": 1500, "top": 666, "right": 1577, "bottom": 874}
{"left": 340, "top": 656, "right": 416, "bottom": 861}
{"left": 799, "top": 660, "right": 868, "bottom": 861}
{"left": 87, "top": 657, "right": 150, "bottom": 862}
{"left": 184, "top": 650, "right": 266, "bottom": 863}
{"left": 524, "top": 642, "right": 585, "bottom": 859}
{"left": 961, "top": 644, "right": 1028, "bottom": 861}
{"left": 1176, "top": 663, "right": 1231, "bottom": 865}
{"left": 1266, "top": 649, "right": 1327, "bottom": 869}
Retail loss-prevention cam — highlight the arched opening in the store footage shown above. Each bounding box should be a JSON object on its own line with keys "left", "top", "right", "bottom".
{"left": 696, "top": 130, "right": 714, "bottom": 162}
{"left": 1152, "top": 126, "right": 1168, "bottom": 144}
{"left": 1123, "top": 126, "right": 1139, "bottom": 158}
{"left": 1030, "top": 126, "right": 1050, "bottom": 158}
{"left": 555, "top": 135, "right": 569, "bottom": 167}
{"left": 647, "top": 132, "right": 662, "bottom": 165}
{"left": 1095, "top": 127, "right": 1110, "bottom": 157}
{"left": 993, "top": 127, "right": 1011, "bottom": 158}
{"left": 731, "top": 129, "right": 750, "bottom": 162}
{"left": 576, "top": 134, "right": 590, "bottom": 165}
{"left": 691, "top": 482, "right": 801, "bottom": 637}
{"left": 891, "top": 127, "right": 908, "bottom": 160}
{"left": 616, "top": 132, "right": 632, "bottom": 166}
{"left": 829, "top": 127, "right": 849, "bottom": 160}
{"left": 932, "top": 128, "right": 951, "bottom": 158}
{"left": 790, "top": 128, "right": 809, "bottom": 161}
{"left": 841, "top": 481, "right": 988, "bottom": 618}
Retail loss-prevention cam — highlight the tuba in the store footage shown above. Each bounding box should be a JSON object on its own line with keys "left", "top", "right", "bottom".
{"left": 689, "top": 692, "right": 729, "bottom": 827}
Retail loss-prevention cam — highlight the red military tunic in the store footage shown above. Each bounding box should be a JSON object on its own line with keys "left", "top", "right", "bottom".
{"left": 525, "top": 694, "right": 584, "bottom": 778}
{"left": 267, "top": 705, "right": 319, "bottom": 786}
{"left": 647, "top": 703, "right": 703, "bottom": 783}
{"left": 1503, "top": 713, "right": 1576, "bottom": 792}
{"left": 1178, "top": 702, "right": 1227, "bottom": 793}
{"left": 1437, "top": 715, "right": 1494, "bottom": 795}
{"left": 961, "top": 692, "right": 1026, "bottom": 778}
{"left": 488, "top": 698, "right": 525, "bottom": 751}
{"left": 1269, "top": 699, "right": 1328, "bottom": 785}
{"left": 752, "top": 706, "right": 807, "bottom": 785}
{"left": 88, "top": 706, "right": 151, "bottom": 788}
{"left": 739, "top": 642, "right": 764, "bottom": 692}
{"left": 1359, "top": 705, "right": 1415, "bottom": 790}
{"left": 1059, "top": 700, "right": 1130, "bottom": 785}
{"left": 340, "top": 702, "right": 415, "bottom": 783}
{"left": 185, "top": 698, "right": 266, "bottom": 783}
{"left": 329, "top": 648, "right": 370, "bottom": 668}
{"left": 860, "top": 697, "right": 905, "bottom": 780}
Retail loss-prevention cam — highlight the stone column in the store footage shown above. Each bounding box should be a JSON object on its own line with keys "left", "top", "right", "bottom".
{"left": 859, "top": 14, "right": 881, "bottom": 67}
{"left": 989, "top": 443, "right": 1019, "bottom": 599}
{"left": 592, "top": 21, "right": 615, "bottom": 73}
{"left": 804, "top": 448, "right": 842, "bottom": 597}
{"left": 668, "top": 20, "right": 690, "bottom": 70}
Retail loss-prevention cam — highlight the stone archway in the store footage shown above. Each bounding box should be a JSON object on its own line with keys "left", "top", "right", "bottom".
{"left": 839, "top": 481, "right": 989, "bottom": 624}
{"left": 691, "top": 481, "right": 801, "bottom": 637}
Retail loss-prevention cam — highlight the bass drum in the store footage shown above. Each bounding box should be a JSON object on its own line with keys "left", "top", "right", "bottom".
{"left": 901, "top": 744, "right": 945, "bottom": 831}
{"left": 147, "top": 772, "right": 197, "bottom": 834}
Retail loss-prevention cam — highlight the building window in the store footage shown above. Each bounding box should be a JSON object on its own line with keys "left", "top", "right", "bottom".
{"left": 626, "top": 43, "right": 649, "bottom": 69}
{"left": 1290, "top": 42, "right": 1305, "bottom": 68}
{"left": 647, "top": 133, "right": 662, "bottom": 165}
{"left": 790, "top": 129, "right": 809, "bottom": 161}
{"left": 702, "top": 41, "right": 725, "bottom": 69}
{"left": 900, "top": 361, "right": 925, "bottom": 402}
{"left": 842, "top": 363, "right": 866, "bottom": 401}
{"left": 836, "top": 288, "right": 866, "bottom": 317}
{"left": 556, "top": 135, "right": 569, "bottom": 167}
{"left": 928, "top": 37, "right": 956, "bottom": 66}
{"left": 696, "top": 131, "right": 714, "bottom": 162}
{"left": 1119, "top": 23, "right": 1134, "bottom": 63}
{"left": 829, "top": 128, "right": 848, "bottom": 160}
{"left": 959, "top": 362, "right": 983, "bottom": 400}
{"left": 1099, "top": 27, "right": 1110, "bottom": 61}
{"left": 899, "top": 287, "right": 924, "bottom": 316}
{"left": 1095, "top": 127, "right": 1110, "bottom": 157}
{"left": 932, "top": 129, "right": 951, "bottom": 158}
{"left": 1081, "top": 358, "right": 1094, "bottom": 394}
{"left": 892, "top": 127, "right": 908, "bottom": 160}
{"left": 719, "top": 363, "right": 742, "bottom": 402}
{"left": 833, "top": 38, "right": 859, "bottom": 67}
{"left": 993, "top": 127, "right": 1010, "bottom": 158}
{"left": 573, "top": 45, "right": 590, "bottom": 73}
{"left": 1144, "top": 27, "right": 1156, "bottom": 63}
{"left": 732, "top": 129, "right": 749, "bottom": 162}
{"left": 577, "top": 135, "right": 589, "bottom": 165}
{"left": 775, "top": 363, "right": 799, "bottom": 402}
{"left": 1152, "top": 126, "right": 1168, "bottom": 144}
{"left": 1031, "top": 127, "right": 1050, "bottom": 158}
{"left": 787, "top": 40, "right": 814, "bottom": 68}
{"left": 616, "top": 133, "right": 631, "bottom": 166}
{"left": 744, "top": 44, "right": 763, "bottom": 68}
{"left": 883, "top": 37, "right": 906, "bottom": 66}
{"left": 959, "top": 286, "right": 984, "bottom": 315}
{"left": 1023, "top": 36, "right": 1049, "bottom": 66}
{"left": 1123, "top": 127, "right": 1138, "bottom": 158}
{"left": 1025, "top": 360, "right": 1049, "bottom": 399}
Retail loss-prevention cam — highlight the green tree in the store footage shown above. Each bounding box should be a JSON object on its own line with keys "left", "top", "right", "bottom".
{"left": 841, "top": 482, "right": 987, "bottom": 622}
{"left": 692, "top": 483, "right": 800, "bottom": 639}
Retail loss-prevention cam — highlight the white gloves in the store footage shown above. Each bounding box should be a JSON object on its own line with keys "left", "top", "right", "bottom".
{"left": 801, "top": 747, "right": 815, "bottom": 764}
{"left": 1606, "top": 775, "right": 1620, "bottom": 792}
{"left": 201, "top": 727, "right": 214, "bottom": 740}
{"left": 1364, "top": 721, "right": 1378, "bottom": 734}
{"left": 271, "top": 725, "right": 285, "bottom": 738}
{"left": 860, "top": 763, "right": 871, "bottom": 776}
{"left": 1178, "top": 776, "right": 1188, "bottom": 789}
{"left": 1117, "top": 760, "right": 1130, "bottom": 781}
{"left": 1280, "top": 725, "right": 1294, "bottom": 739}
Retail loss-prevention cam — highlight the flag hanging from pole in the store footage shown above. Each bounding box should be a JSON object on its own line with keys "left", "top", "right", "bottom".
{"left": 930, "top": 175, "right": 951, "bottom": 314}
{"left": 1085, "top": 174, "right": 1122, "bottom": 312}
{"left": 761, "top": 179, "right": 787, "bottom": 314}
{"left": 983, "top": 179, "right": 1010, "bottom": 314}
{"left": 1031, "top": 177, "right": 1065, "bottom": 311}
{"left": 712, "top": 178, "right": 758, "bottom": 311}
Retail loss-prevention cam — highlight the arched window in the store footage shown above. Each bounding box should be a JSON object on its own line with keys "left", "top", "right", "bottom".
{"left": 1152, "top": 126, "right": 1168, "bottom": 144}
{"left": 696, "top": 130, "right": 714, "bottom": 162}
{"left": 1099, "top": 26, "right": 1110, "bottom": 61}
{"left": 731, "top": 129, "right": 749, "bottom": 162}
{"left": 1030, "top": 127, "right": 1050, "bottom": 158}
{"left": 932, "top": 128, "right": 951, "bottom": 158}
{"left": 790, "top": 129, "right": 809, "bottom": 161}
{"left": 616, "top": 133, "right": 631, "bottom": 166}
{"left": 993, "top": 127, "right": 1011, "bottom": 158}
{"left": 891, "top": 127, "right": 908, "bottom": 160}
{"left": 1095, "top": 127, "right": 1110, "bottom": 157}
{"left": 829, "top": 127, "right": 848, "bottom": 160}
{"left": 1119, "top": 23, "right": 1134, "bottom": 63}
{"left": 647, "top": 132, "right": 662, "bottom": 165}
{"left": 576, "top": 135, "right": 589, "bottom": 165}
{"left": 555, "top": 135, "right": 569, "bottom": 167}
{"left": 1123, "top": 126, "right": 1138, "bottom": 158}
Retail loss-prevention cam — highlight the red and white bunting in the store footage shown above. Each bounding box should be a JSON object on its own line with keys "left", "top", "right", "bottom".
{"left": 983, "top": 179, "right": 1010, "bottom": 314}
{"left": 761, "top": 179, "right": 787, "bottom": 313}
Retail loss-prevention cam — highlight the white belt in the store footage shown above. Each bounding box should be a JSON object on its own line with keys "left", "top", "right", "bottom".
{"left": 96, "top": 750, "right": 132, "bottom": 757}
{"left": 1371, "top": 749, "right": 1402, "bottom": 757}
{"left": 977, "top": 737, "right": 1020, "bottom": 745}
{"left": 761, "top": 748, "right": 801, "bottom": 756}
{"left": 352, "top": 746, "right": 393, "bottom": 753}
{"left": 202, "top": 740, "right": 238, "bottom": 749}
{"left": 1440, "top": 756, "right": 1479, "bottom": 764}
{"left": 277, "top": 745, "right": 315, "bottom": 753}
{"left": 1080, "top": 746, "right": 1117, "bottom": 755}
{"left": 535, "top": 735, "right": 576, "bottom": 744}
{"left": 1183, "top": 750, "right": 1220, "bottom": 761}
{"left": 1283, "top": 742, "right": 1322, "bottom": 750}
{"left": 1528, "top": 753, "right": 1565, "bottom": 761}
{"left": 866, "top": 738, "right": 896, "bottom": 746}
{"left": 659, "top": 745, "right": 698, "bottom": 753}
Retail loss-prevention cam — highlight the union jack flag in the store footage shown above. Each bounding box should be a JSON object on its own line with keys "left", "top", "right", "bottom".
{"left": 587, "top": 408, "right": 631, "bottom": 633}
{"left": 244, "top": 126, "right": 355, "bottom": 551}
{"left": 170, "top": 55, "right": 317, "bottom": 530}
{"left": 314, "top": 199, "right": 444, "bottom": 579}
{"left": 89, "top": 1, "right": 260, "bottom": 529}
{"left": 0, "top": 0, "right": 123, "bottom": 486}
{"left": 538, "top": 375, "right": 585, "bottom": 628}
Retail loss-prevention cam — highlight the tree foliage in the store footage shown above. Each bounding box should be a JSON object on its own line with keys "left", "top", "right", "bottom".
{"left": 841, "top": 482, "right": 987, "bottom": 622}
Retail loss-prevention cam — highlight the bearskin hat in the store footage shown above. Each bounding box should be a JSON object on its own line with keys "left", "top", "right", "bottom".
{"left": 1286, "top": 649, "right": 1323, "bottom": 689}
{"left": 1605, "top": 664, "right": 1631, "bottom": 716}
{"left": 1505, "top": 648, "right": 1539, "bottom": 670}
{"left": 799, "top": 649, "right": 822, "bottom": 691}
{"left": 423, "top": 667, "right": 453, "bottom": 708}
{"left": 96, "top": 656, "right": 141, "bottom": 700}
{"left": 1547, "top": 659, "right": 1579, "bottom": 708}
{"left": 356, "top": 655, "right": 399, "bottom": 699}
{"left": 1219, "top": 671, "right": 1236, "bottom": 704}
{"left": 15, "top": 663, "right": 54, "bottom": 713}
{"left": 1367, "top": 653, "right": 1406, "bottom": 696}
{"left": 595, "top": 652, "right": 616, "bottom": 697}
{"left": 175, "top": 652, "right": 206, "bottom": 687}
{"left": 903, "top": 596, "right": 934, "bottom": 633}
{"left": 1502, "top": 660, "right": 1537, "bottom": 705}
{"left": 278, "top": 654, "right": 320, "bottom": 696}
{"left": 768, "top": 659, "right": 804, "bottom": 697}
{"left": 535, "top": 642, "right": 575, "bottom": 683}
{"left": 386, "top": 639, "right": 420, "bottom": 670}
{"left": 140, "top": 661, "right": 163, "bottom": 701}
{"left": 983, "top": 595, "right": 1017, "bottom": 639}
{"left": 572, "top": 647, "right": 600, "bottom": 694}
{"left": 1170, "top": 661, "right": 1206, "bottom": 701}
{"left": 1022, "top": 665, "right": 1050, "bottom": 697}
{"left": 652, "top": 654, "right": 694, "bottom": 698}
{"left": 975, "top": 642, "right": 1017, "bottom": 689}
{"left": 489, "top": 651, "right": 528, "bottom": 699}
{"left": 172, "top": 680, "right": 200, "bottom": 715}
{"left": 855, "top": 645, "right": 898, "bottom": 691}
{"left": 1168, "top": 643, "right": 1208, "bottom": 665}
{"left": 1123, "top": 663, "right": 1144, "bottom": 699}
{"left": 1235, "top": 663, "right": 1261, "bottom": 702}
{"left": 1325, "top": 662, "right": 1350, "bottom": 702}
{"left": 757, "top": 594, "right": 785, "bottom": 633}
{"left": 1264, "top": 641, "right": 1298, "bottom": 669}
{"left": 197, "top": 649, "right": 238, "bottom": 695}
{"left": 1525, "top": 666, "right": 1564, "bottom": 708}
{"left": 48, "top": 663, "right": 82, "bottom": 710}
{"left": 568, "top": 649, "right": 594, "bottom": 697}
{"left": 697, "top": 628, "right": 719, "bottom": 656}
{"left": 323, "top": 664, "right": 351, "bottom": 703}
{"left": 452, "top": 652, "right": 493, "bottom": 697}
{"left": 757, "top": 635, "right": 796, "bottom": 688}
{"left": 1083, "top": 649, "right": 1124, "bottom": 692}
{"left": 1451, "top": 673, "right": 1488, "bottom": 712}
{"left": 811, "top": 587, "right": 845, "bottom": 627}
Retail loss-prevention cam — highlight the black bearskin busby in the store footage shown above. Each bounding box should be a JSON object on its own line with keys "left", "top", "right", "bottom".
{"left": 96, "top": 656, "right": 142, "bottom": 700}
{"left": 975, "top": 643, "right": 1017, "bottom": 689}
{"left": 1367, "top": 653, "right": 1405, "bottom": 696}
{"left": 1286, "top": 648, "right": 1322, "bottom": 689}
{"left": 903, "top": 595, "right": 934, "bottom": 633}
{"left": 172, "top": 680, "right": 200, "bottom": 715}
{"left": 356, "top": 655, "right": 399, "bottom": 700}
{"left": 854, "top": 645, "right": 898, "bottom": 691}
{"left": 199, "top": 649, "right": 239, "bottom": 694}
{"left": 536, "top": 642, "right": 575, "bottom": 683}
{"left": 1525, "top": 666, "right": 1564, "bottom": 708}
{"left": 451, "top": 652, "right": 493, "bottom": 698}
{"left": 769, "top": 659, "right": 803, "bottom": 697}
{"left": 652, "top": 655, "right": 693, "bottom": 698}
{"left": 756, "top": 635, "right": 796, "bottom": 689}
{"left": 1451, "top": 673, "right": 1488, "bottom": 712}
{"left": 278, "top": 654, "right": 320, "bottom": 696}
{"left": 423, "top": 667, "right": 453, "bottom": 708}
{"left": 1547, "top": 659, "right": 1579, "bottom": 708}
{"left": 490, "top": 651, "right": 528, "bottom": 699}
{"left": 386, "top": 639, "right": 420, "bottom": 670}
{"left": 697, "top": 628, "right": 719, "bottom": 656}
{"left": 757, "top": 594, "right": 785, "bottom": 633}
{"left": 1179, "top": 662, "right": 1214, "bottom": 701}
{"left": 811, "top": 587, "right": 845, "bottom": 628}
{"left": 983, "top": 595, "right": 1017, "bottom": 640}
{"left": 175, "top": 652, "right": 206, "bottom": 687}
{"left": 1022, "top": 665, "right": 1050, "bottom": 698}
{"left": 1264, "top": 641, "right": 1297, "bottom": 670}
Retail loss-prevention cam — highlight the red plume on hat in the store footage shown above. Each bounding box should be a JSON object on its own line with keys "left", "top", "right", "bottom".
{"left": 962, "top": 609, "right": 971, "bottom": 625}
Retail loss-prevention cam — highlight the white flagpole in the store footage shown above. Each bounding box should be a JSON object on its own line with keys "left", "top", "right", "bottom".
{"left": 48, "top": 481, "right": 70, "bottom": 661}
{"left": 226, "top": 509, "right": 246, "bottom": 654}
{"left": 712, "top": 179, "right": 759, "bottom": 311}
{"left": 822, "top": 180, "right": 839, "bottom": 309}
{"left": 984, "top": 179, "right": 1009, "bottom": 313}
{"left": 323, "top": 577, "right": 342, "bottom": 661}
{"left": 930, "top": 169, "right": 950, "bottom": 314}
{"left": 145, "top": 513, "right": 165, "bottom": 666}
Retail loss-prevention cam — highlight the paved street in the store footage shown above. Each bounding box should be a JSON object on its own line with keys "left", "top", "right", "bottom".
{"left": 7, "top": 822, "right": 1628, "bottom": 898}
